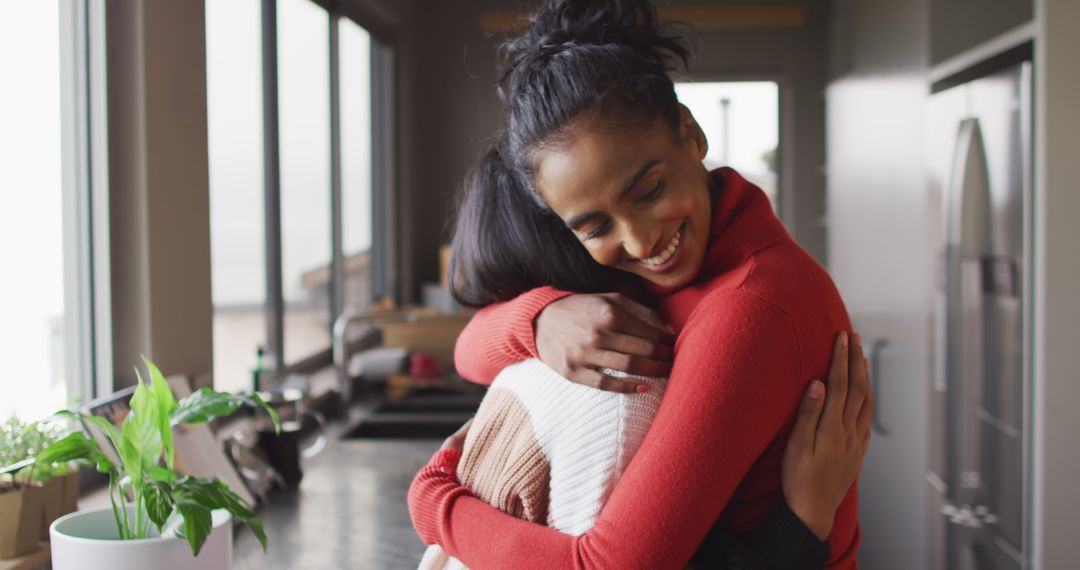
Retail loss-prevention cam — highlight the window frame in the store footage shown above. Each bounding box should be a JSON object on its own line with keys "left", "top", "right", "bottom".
{"left": 58, "top": 0, "right": 112, "bottom": 406}
{"left": 674, "top": 72, "right": 791, "bottom": 227}
{"left": 257, "top": 0, "right": 396, "bottom": 375}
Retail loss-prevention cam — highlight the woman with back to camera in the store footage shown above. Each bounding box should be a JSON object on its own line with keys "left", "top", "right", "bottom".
{"left": 409, "top": 1, "right": 866, "bottom": 568}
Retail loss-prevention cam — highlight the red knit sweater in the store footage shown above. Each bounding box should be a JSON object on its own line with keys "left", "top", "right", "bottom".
{"left": 408, "top": 168, "right": 861, "bottom": 569}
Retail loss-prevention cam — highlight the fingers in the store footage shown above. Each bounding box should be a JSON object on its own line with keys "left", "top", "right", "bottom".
{"left": 602, "top": 293, "right": 677, "bottom": 342}
{"left": 599, "top": 331, "right": 675, "bottom": 362}
{"left": 592, "top": 349, "right": 672, "bottom": 378}
{"left": 821, "top": 331, "right": 850, "bottom": 432}
{"left": 789, "top": 380, "right": 825, "bottom": 453}
{"left": 609, "top": 307, "right": 676, "bottom": 347}
{"left": 570, "top": 367, "right": 648, "bottom": 394}
{"left": 843, "top": 333, "right": 869, "bottom": 429}
{"left": 856, "top": 355, "right": 875, "bottom": 438}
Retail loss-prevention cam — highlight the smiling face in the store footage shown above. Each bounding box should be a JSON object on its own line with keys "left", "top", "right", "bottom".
{"left": 532, "top": 105, "right": 713, "bottom": 290}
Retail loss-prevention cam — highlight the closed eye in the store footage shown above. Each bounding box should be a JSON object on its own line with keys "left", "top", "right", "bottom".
{"left": 584, "top": 219, "right": 611, "bottom": 240}
{"left": 637, "top": 179, "right": 666, "bottom": 203}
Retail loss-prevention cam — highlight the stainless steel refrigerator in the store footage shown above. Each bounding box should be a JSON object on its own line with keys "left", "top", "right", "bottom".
{"left": 926, "top": 52, "right": 1033, "bottom": 570}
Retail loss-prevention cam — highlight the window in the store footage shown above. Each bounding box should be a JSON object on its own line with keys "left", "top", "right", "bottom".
{"left": 206, "top": 0, "right": 267, "bottom": 392}
{"left": 674, "top": 81, "right": 780, "bottom": 208}
{"left": 278, "top": 0, "right": 333, "bottom": 365}
{"left": 0, "top": 1, "right": 102, "bottom": 418}
{"left": 206, "top": 0, "right": 386, "bottom": 387}
{"left": 339, "top": 18, "right": 374, "bottom": 316}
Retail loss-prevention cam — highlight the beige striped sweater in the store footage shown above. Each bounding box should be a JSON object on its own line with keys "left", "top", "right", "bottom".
{"left": 419, "top": 359, "right": 667, "bottom": 570}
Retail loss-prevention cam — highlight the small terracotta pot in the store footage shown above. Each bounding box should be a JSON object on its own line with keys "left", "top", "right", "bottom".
{"left": 0, "top": 485, "right": 44, "bottom": 559}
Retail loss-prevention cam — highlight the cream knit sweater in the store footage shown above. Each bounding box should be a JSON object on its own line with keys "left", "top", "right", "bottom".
{"left": 419, "top": 359, "right": 666, "bottom": 570}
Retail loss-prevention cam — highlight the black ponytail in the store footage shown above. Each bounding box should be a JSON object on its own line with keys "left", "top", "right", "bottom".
{"left": 448, "top": 137, "right": 626, "bottom": 308}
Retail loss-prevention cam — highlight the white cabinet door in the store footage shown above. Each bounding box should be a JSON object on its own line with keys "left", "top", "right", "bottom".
{"left": 826, "top": 74, "right": 933, "bottom": 570}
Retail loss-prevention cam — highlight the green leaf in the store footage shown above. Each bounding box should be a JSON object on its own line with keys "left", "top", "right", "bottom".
{"left": 147, "top": 464, "right": 177, "bottom": 484}
{"left": 174, "top": 477, "right": 267, "bottom": 551}
{"left": 35, "top": 432, "right": 116, "bottom": 474}
{"left": 75, "top": 414, "right": 124, "bottom": 454}
{"left": 171, "top": 389, "right": 245, "bottom": 426}
{"left": 120, "top": 371, "right": 164, "bottom": 486}
{"left": 213, "top": 480, "right": 267, "bottom": 551}
{"left": 249, "top": 393, "right": 282, "bottom": 434}
{"left": 35, "top": 432, "right": 94, "bottom": 464}
{"left": 171, "top": 389, "right": 281, "bottom": 435}
{"left": 175, "top": 499, "right": 212, "bottom": 556}
{"left": 244, "top": 515, "right": 268, "bottom": 552}
{"left": 142, "top": 357, "right": 178, "bottom": 470}
{"left": 144, "top": 480, "right": 175, "bottom": 530}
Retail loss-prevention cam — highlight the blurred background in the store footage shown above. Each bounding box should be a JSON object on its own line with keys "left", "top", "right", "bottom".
{"left": 1, "top": 0, "right": 1077, "bottom": 568}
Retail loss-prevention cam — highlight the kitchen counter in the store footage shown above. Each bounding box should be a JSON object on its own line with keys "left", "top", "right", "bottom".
{"left": 232, "top": 433, "right": 441, "bottom": 570}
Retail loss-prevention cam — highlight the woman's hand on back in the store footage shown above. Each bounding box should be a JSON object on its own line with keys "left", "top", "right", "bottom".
{"left": 782, "top": 331, "right": 873, "bottom": 541}
{"left": 534, "top": 293, "right": 677, "bottom": 393}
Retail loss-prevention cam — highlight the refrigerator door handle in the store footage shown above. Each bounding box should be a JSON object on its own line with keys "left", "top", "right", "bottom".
{"left": 870, "top": 338, "right": 890, "bottom": 436}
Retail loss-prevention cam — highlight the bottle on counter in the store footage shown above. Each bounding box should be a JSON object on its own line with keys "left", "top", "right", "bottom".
{"left": 252, "top": 344, "right": 270, "bottom": 393}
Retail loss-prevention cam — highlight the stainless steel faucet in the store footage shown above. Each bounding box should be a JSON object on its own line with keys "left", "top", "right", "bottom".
{"left": 332, "top": 310, "right": 380, "bottom": 406}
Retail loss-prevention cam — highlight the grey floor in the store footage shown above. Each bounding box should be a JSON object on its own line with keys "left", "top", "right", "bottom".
{"left": 233, "top": 437, "right": 441, "bottom": 570}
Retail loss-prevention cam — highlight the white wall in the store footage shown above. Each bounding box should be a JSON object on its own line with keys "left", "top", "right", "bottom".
{"left": 826, "top": 0, "right": 930, "bottom": 567}
{"left": 1032, "top": 0, "right": 1080, "bottom": 566}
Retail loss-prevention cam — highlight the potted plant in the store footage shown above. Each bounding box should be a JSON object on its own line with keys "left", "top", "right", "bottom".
{"left": 36, "top": 357, "right": 280, "bottom": 570}
{"left": 0, "top": 416, "right": 82, "bottom": 542}
{"left": 0, "top": 420, "right": 45, "bottom": 560}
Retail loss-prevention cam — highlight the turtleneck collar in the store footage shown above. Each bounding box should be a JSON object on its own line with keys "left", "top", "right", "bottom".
{"left": 646, "top": 167, "right": 790, "bottom": 295}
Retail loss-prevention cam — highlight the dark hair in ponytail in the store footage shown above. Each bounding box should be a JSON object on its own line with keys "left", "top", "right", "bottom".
{"left": 449, "top": 0, "right": 694, "bottom": 307}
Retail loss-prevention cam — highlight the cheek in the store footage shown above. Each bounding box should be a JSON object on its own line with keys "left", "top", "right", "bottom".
{"left": 584, "top": 239, "right": 621, "bottom": 266}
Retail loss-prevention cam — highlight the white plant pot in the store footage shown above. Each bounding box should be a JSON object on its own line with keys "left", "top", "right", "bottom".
{"left": 49, "top": 505, "right": 232, "bottom": 570}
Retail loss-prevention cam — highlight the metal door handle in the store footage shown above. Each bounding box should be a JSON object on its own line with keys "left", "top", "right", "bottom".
{"left": 870, "top": 339, "right": 890, "bottom": 436}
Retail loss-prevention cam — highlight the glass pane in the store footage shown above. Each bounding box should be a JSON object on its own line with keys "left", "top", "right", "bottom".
{"left": 674, "top": 81, "right": 780, "bottom": 207}
{"left": 0, "top": 3, "right": 68, "bottom": 419}
{"left": 206, "top": 0, "right": 266, "bottom": 392}
{"left": 339, "top": 18, "right": 373, "bottom": 315}
{"left": 278, "top": 0, "right": 331, "bottom": 363}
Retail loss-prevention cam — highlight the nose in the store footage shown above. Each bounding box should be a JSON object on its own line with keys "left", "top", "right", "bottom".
{"left": 620, "top": 220, "right": 662, "bottom": 261}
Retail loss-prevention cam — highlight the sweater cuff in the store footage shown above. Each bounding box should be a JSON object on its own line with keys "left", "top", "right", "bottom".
{"left": 408, "top": 449, "right": 471, "bottom": 546}
{"left": 747, "top": 500, "right": 831, "bottom": 569}
{"left": 487, "top": 286, "right": 574, "bottom": 360}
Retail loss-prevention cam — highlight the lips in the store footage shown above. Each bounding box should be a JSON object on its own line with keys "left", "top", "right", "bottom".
{"left": 639, "top": 222, "right": 686, "bottom": 270}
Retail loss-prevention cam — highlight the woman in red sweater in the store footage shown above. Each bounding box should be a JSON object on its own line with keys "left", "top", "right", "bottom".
{"left": 409, "top": 1, "right": 864, "bottom": 567}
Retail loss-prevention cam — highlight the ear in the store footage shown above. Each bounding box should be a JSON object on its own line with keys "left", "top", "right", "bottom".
{"left": 677, "top": 104, "right": 708, "bottom": 161}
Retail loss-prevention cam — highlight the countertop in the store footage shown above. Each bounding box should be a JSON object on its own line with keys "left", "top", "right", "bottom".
{"left": 231, "top": 432, "right": 441, "bottom": 569}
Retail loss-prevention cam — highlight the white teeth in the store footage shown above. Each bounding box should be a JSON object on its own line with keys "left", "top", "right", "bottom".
{"left": 642, "top": 229, "right": 681, "bottom": 266}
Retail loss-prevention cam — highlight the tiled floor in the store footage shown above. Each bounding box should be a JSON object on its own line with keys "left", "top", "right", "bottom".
{"left": 233, "top": 437, "right": 441, "bottom": 570}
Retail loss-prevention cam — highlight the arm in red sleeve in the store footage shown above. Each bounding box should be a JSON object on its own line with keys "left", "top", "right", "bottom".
{"left": 421, "top": 290, "right": 817, "bottom": 569}
{"left": 453, "top": 286, "right": 573, "bottom": 384}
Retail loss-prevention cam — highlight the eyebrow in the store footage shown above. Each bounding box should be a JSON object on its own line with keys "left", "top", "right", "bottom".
{"left": 564, "top": 159, "right": 661, "bottom": 229}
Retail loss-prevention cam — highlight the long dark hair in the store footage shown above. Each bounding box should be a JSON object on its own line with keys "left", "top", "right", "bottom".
{"left": 449, "top": 0, "right": 695, "bottom": 307}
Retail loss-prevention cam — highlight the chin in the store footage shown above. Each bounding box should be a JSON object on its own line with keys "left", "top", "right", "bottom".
{"left": 633, "top": 260, "right": 699, "bottom": 290}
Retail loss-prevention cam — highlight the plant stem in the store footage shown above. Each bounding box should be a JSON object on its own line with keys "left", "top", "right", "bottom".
{"left": 108, "top": 475, "right": 127, "bottom": 539}
{"left": 119, "top": 480, "right": 131, "bottom": 539}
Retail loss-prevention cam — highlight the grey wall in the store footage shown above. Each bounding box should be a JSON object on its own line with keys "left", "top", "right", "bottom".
{"left": 106, "top": 0, "right": 214, "bottom": 388}
{"left": 930, "top": 0, "right": 1033, "bottom": 64}
{"left": 1032, "top": 0, "right": 1080, "bottom": 565}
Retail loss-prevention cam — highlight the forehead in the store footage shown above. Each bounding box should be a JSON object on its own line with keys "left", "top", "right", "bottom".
{"left": 533, "top": 119, "right": 673, "bottom": 212}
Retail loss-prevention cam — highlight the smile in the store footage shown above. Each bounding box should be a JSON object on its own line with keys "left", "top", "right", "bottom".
{"left": 640, "top": 222, "right": 686, "bottom": 269}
